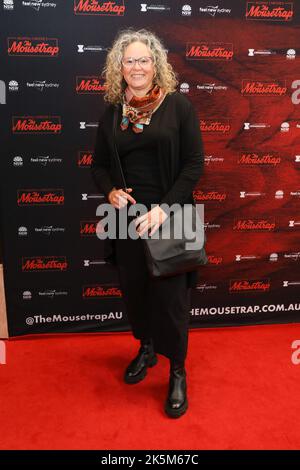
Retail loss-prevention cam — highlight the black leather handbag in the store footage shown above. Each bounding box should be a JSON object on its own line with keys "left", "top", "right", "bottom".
{"left": 112, "top": 106, "right": 207, "bottom": 278}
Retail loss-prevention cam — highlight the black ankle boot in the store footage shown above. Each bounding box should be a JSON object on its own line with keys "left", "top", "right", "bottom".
{"left": 124, "top": 339, "right": 158, "bottom": 384}
{"left": 165, "top": 365, "right": 188, "bottom": 418}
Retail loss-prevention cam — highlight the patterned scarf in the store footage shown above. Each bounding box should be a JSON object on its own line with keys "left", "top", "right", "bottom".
{"left": 120, "top": 84, "right": 166, "bottom": 133}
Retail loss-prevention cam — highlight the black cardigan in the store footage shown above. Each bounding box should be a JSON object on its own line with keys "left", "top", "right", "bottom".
{"left": 91, "top": 91, "right": 205, "bottom": 288}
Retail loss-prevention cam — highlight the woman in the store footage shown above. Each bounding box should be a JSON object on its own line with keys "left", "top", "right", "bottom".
{"left": 91, "top": 28, "right": 204, "bottom": 418}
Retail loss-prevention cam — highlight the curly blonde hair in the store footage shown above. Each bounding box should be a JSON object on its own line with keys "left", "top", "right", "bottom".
{"left": 102, "top": 28, "right": 178, "bottom": 104}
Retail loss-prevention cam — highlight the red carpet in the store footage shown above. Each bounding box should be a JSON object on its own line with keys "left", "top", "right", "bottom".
{"left": 1, "top": 323, "right": 300, "bottom": 450}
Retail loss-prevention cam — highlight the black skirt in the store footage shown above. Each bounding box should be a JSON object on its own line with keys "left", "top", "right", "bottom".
{"left": 114, "top": 203, "right": 192, "bottom": 364}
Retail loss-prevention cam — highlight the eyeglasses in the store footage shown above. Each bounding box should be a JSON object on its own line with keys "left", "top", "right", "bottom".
{"left": 121, "top": 56, "right": 154, "bottom": 69}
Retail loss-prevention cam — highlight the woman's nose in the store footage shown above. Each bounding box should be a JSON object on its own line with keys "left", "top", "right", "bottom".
{"left": 132, "top": 60, "right": 142, "bottom": 70}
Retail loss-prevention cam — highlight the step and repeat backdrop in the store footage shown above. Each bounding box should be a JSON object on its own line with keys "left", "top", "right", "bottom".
{"left": 1, "top": 0, "right": 300, "bottom": 337}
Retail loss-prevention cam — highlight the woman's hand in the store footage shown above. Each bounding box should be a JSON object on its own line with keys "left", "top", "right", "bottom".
{"left": 108, "top": 187, "right": 136, "bottom": 209}
{"left": 135, "top": 205, "right": 168, "bottom": 237}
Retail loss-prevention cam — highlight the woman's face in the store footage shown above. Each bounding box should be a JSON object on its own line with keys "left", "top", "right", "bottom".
{"left": 122, "top": 41, "right": 155, "bottom": 93}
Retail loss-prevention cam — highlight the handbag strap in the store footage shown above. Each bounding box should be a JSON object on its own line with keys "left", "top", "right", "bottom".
{"left": 113, "top": 105, "right": 129, "bottom": 192}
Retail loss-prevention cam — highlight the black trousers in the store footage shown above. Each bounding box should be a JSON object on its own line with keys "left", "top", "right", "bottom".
{"left": 114, "top": 207, "right": 191, "bottom": 364}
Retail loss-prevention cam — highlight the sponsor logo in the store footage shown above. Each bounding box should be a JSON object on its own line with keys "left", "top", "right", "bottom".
{"left": 23, "top": 289, "right": 68, "bottom": 300}
{"left": 248, "top": 48, "right": 276, "bottom": 56}
{"left": 193, "top": 190, "right": 226, "bottom": 202}
{"left": 12, "top": 116, "right": 62, "bottom": 134}
{"left": 37, "top": 289, "right": 68, "bottom": 298}
{"left": 182, "top": 4, "right": 191, "bottom": 16}
{"left": 9, "top": 80, "right": 18, "bottom": 91}
{"left": 205, "top": 155, "right": 224, "bottom": 165}
{"left": 83, "top": 259, "right": 106, "bottom": 267}
{"left": 33, "top": 225, "right": 65, "bottom": 235}
{"left": 27, "top": 80, "right": 59, "bottom": 91}
{"left": 22, "top": 256, "right": 68, "bottom": 272}
{"left": 79, "top": 121, "right": 98, "bottom": 129}
{"left": 269, "top": 253, "right": 278, "bottom": 262}
{"left": 243, "top": 122, "right": 271, "bottom": 129}
{"left": 74, "top": 0, "right": 125, "bottom": 15}
{"left": 283, "top": 280, "right": 300, "bottom": 287}
{"left": 286, "top": 48, "right": 296, "bottom": 59}
{"left": 81, "top": 193, "right": 104, "bottom": 201}
{"left": 78, "top": 151, "right": 93, "bottom": 167}
{"left": 284, "top": 252, "right": 300, "bottom": 261}
{"left": 200, "top": 119, "right": 231, "bottom": 133}
{"left": 289, "top": 220, "right": 300, "bottom": 227}
{"left": 80, "top": 221, "right": 99, "bottom": 236}
{"left": 17, "top": 189, "right": 64, "bottom": 205}
{"left": 240, "top": 191, "right": 265, "bottom": 198}
{"left": 196, "top": 82, "right": 228, "bottom": 93}
{"left": 246, "top": 1, "right": 293, "bottom": 21}
{"left": 77, "top": 44, "right": 107, "bottom": 53}
{"left": 233, "top": 218, "right": 276, "bottom": 231}
{"left": 140, "top": 3, "right": 170, "bottom": 12}
{"left": 186, "top": 42, "right": 233, "bottom": 60}
{"left": 195, "top": 283, "right": 217, "bottom": 292}
{"left": 238, "top": 151, "right": 281, "bottom": 165}
{"left": 204, "top": 222, "right": 221, "bottom": 230}
{"left": 23, "top": 290, "right": 32, "bottom": 300}
{"left": 8, "top": 37, "right": 59, "bottom": 56}
{"left": 76, "top": 76, "right": 106, "bottom": 93}
{"left": 32, "top": 155, "right": 62, "bottom": 165}
{"left": 280, "top": 122, "right": 290, "bottom": 132}
{"left": 18, "top": 226, "right": 28, "bottom": 237}
{"left": 180, "top": 83, "right": 190, "bottom": 94}
{"left": 230, "top": 279, "right": 270, "bottom": 292}
{"left": 275, "top": 190, "right": 284, "bottom": 199}
{"left": 241, "top": 80, "right": 287, "bottom": 96}
{"left": 21, "top": 1, "right": 57, "bottom": 10}
{"left": 208, "top": 255, "right": 223, "bottom": 265}
{"left": 199, "top": 5, "right": 231, "bottom": 16}
{"left": 236, "top": 254, "right": 260, "bottom": 262}
{"left": 13, "top": 155, "right": 62, "bottom": 166}
{"left": 4, "top": 0, "right": 14, "bottom": 10}
{"left": 82, "top": 284, "right": 122, "bottom": 298}
{"left": 13, "top": 156, "right": 23, "bottom": 166}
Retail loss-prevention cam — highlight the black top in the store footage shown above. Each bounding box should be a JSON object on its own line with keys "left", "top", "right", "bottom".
{"left": 115, "top": 103, "right": 165, "bottom": 206}
{"left": 91, "top": 91, "right": 205, "bottom": 288}
{"left": 91, "top": 91, "right": 204, "bottom": 208}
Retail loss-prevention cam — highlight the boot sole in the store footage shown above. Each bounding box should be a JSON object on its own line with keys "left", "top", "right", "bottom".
{"left": 164, "top": 398, "right": 188, "bottom": 418}
{"left": 124, "top": 355, "right": 158, "bottom": 384}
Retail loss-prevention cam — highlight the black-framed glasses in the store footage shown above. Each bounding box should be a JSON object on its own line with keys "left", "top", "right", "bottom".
{"left": 121, "top": 56, "right": 154, "bottom": 69}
